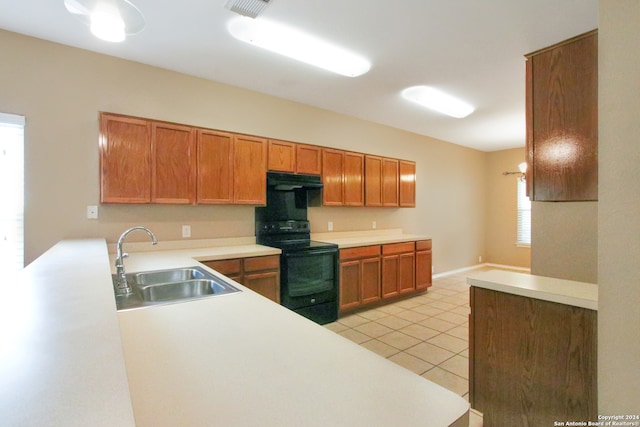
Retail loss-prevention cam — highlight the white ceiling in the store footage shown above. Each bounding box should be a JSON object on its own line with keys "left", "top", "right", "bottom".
{"left": 0, "top": 0, "right": 598, "bottom": 151}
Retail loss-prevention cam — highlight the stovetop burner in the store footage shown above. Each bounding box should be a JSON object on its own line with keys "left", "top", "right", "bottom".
{"left": 255, "top": 220, "right": 337, "bottom": 252}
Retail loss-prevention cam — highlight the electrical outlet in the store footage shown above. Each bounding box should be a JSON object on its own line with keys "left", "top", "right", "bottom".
{"left": 182, "top": 225, "right": 191, "bottom": 238}
{"left": 328, "top": 221, "right": 333, "bottom": 231}
{"left": 478, "top": 255, "right": 483, "bottom": 263}
{"left": 86, "top": 205, "right": 98, "bottom": 219}
{"left": 372, "top": 221, "right": 377, "bottom": 229}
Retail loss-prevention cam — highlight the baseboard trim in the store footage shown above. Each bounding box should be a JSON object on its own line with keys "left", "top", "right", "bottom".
{"left": 433, "top": 263, "right": 530, "bottom": 279}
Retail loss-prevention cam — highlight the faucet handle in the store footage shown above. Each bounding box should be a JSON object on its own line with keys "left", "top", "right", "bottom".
{"left": 122, "top": 252, "right": 129, "bottom": 259}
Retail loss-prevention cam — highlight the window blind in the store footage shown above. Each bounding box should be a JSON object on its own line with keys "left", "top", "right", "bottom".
{"left": 0, "top": 113, "right": 25, "bottom": 271}
{"left": 517, "top": 178, "right": 531, "bottom": 246}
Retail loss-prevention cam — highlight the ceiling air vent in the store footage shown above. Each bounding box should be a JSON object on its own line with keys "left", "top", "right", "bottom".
{"left": 224, "top": 0, "right": 271, "bottom": 19}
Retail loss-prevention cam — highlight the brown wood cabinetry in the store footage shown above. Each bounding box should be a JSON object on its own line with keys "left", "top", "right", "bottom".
{"left": 343, "top": 152, "right": 364, "bottom": 206}
{"left": 364, "top": 155, "right": 383, "bottom": 206}
{"left": 381, "top": 242, "right": 415, "bottom": 297}
{"left": 470, "top": 286, "right": 597, "bottom": 426}
{"left": 267, "top": 139, "right": 295, "bottom": 172}
{"left": 415, "top": 240, "right": 432, "bottom": 291}
{"left": 203, "top": 255, "right": 280, "bottom": 303}
{"left": 525, "top": 30, "right": 598, "bottom": 201}
{"left": 322, "top": 149, "right": 364, "bottom": 206}
{"left": 100, "top": 112, "right": 414, "bottom": 208}
{"left": 322, "top": 148, "right": 344, "bottom": 206}
{"left": 399, "top": 160, "right": 416, "bottom": 207}
{"left": 196, "top": 131, "right": 266, "bottom": 205}
{"left": 100, "top": 113, "right": 152, "bottom": 203}
{"left": 339, "top": 246, "right": 381, "bottom": 311}
{"left": 233, "top": 135, "right": 267, "bottom": 205}
{"left": 151, "top": 122, "right": 196, "bottom": 204}
{"left": 296, "top": 144, "right": 322, "bottom": 175}
{"left": 196, "top": 129, "right": 234, "bottom": 204}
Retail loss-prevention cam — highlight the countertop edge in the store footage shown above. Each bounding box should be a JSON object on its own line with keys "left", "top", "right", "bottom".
{"left": 467, "top": 270, "right": 598, "bottom": 311}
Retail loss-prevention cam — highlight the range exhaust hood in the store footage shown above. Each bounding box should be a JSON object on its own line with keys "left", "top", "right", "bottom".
{"left": 266, "top": 172, "right": 323, "bottom": 191}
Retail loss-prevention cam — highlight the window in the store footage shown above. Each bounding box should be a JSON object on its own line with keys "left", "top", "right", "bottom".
{"left": 517, "top": 179, "right": 531, "bottom": 246}
{"left": 0, "top": 113, "right": 25, "bottom": 271}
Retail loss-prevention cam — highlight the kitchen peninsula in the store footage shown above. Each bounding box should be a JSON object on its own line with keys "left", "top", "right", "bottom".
{"left": 467, "top": 270, "right": 598, "bottom": 426}
{"left": 2, "top": 238, "right": 469, "bottom": 426}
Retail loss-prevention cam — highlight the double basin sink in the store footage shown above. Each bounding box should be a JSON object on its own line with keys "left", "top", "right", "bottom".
{"left": 113, "top": 266, "right": 241, "bottom": 310}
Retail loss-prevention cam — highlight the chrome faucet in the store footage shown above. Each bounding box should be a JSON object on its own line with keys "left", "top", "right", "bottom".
{"left": 114, "top": 226, "right": 157, "bottom": 295}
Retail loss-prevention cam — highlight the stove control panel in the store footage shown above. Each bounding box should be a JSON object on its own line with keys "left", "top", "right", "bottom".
{"left": 256, "top": 220, "right": 310, "bottom": 235}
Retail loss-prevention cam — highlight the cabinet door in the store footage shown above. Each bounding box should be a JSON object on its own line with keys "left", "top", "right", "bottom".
{"left": 244, "top": 271, "right": 280, "bottom": 303}
{"left": 398, "top": 252, "right": 416, "bottom": 294}
{"left": 381, "top": 255, "right": 399, "bottom": 298}
{"left": 361, "top": 257, "right": 381, "bottom": 304}
{"left": 268, "top": 139, "right": 295, "bottom": 172}
{"left": 152, "top": 122, "right": 196, "bottom": 204}
{"left": 365, "top": 155, "right": 383, "bottom": 207}
{"left": 399, "top": 160, "right": 416, "bottom": 207}
{"left": 416, "top": 240, "right": 432, "bottom": 291}
{"left": 296, "top": 144, "right": 322, "bottom": 175}
{"left": 196, "top": 129, "right": 234, "bottom": 204}
{"left": 527, "top": 31, "right": 598, "bottom": 201}
{"left": 234, "top": 135, "right": 267, "bottom": 205}
{"left": 322, "top": 148, "right": 344, "bottom": 206}
{"left": 343, "top": 151, "right": 364, "bottom": 206}
{"left": 382, "top": 158, "right": 399, "bottom": 206}
{"left": 100, "top": 113, "right": 151, "bottom": 203}
{"left": 340, "top": 260, "right": 361, "bottom": 311}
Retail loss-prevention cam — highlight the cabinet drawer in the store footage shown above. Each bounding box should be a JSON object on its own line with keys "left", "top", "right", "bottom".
{"left": 202, "top": 259, "right": 241, "bottom": 275}
{"left": 382, "top": 242, "right": 414, "bottom": 255}
{"left": 416, "top": 240, "right": 432, "bottom": 251}
{"left": 244, "top": 255, "right": 280, "bottom": 273}
{"left": 340, "top": 245, "right": 381, "bottom": 261}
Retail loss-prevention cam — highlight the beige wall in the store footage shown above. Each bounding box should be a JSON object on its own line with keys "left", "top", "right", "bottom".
{"left": 0, "top": 29, "right": 498, "bottom": 273}
{"left": 484, "top": 148, "right": 530, "bottom": 268}
{"left": 531, "top": 201, "right": 598, "bottom": 283}
{"left": 598, "top": 0, "right": 640, "bottom": 412}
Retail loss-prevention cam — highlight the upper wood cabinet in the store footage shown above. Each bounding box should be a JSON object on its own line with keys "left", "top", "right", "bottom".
{"left": 343, "top": 152, "right": 364, "bottom": 206}
{"left": 322, "top": 148, "right": 364, "bottom": 206}
{"left": 100, "top": 113, "right": 152, "bottom": 203}
{"left": 364, "top": 155, "right": 382, "bottom": 206}
{"left": 197, "top": 131, "right": 266, "bottom": 205}
{"left": 399, "top": 160, "right": 416, "bottom": 207}
{"left": 152, "top": 122, "right": 196, "bottom": 204}
{"left": 233, "top": 135, "right": 267, "bottom": 205}
{"left": 382, "top": 158, "right": 399, "bottom": 207}
{"left": 197, "top": 129, "right": 234, "bottom": 204}
{"left": 525, "top": 30, "right": 598, "bottom": 201}
{"left": 267, "top": 139, "right": 295, "bottom": 173}
{"left": 296, "top": 144, "right": 322, "bottom": 175}
{"left": 322, "top": 148, "right": 345, "bottom": 206}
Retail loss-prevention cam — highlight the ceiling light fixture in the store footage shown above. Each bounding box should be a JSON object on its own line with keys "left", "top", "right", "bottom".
{"left": 64, "top": 0, "right": 145, "bottom": 43}
{"left": 401, "top": 85, "right": 475, "bottom": 118}
{"left": 224, "top": 0, "right": 271, "bottom": 19}
{"left": 227, "top": 17, "right": 371, "bottom": 77}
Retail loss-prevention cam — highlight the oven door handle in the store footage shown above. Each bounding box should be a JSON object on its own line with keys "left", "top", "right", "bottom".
{"left": 284, "top": 248, "right": 337, "bottom": 257}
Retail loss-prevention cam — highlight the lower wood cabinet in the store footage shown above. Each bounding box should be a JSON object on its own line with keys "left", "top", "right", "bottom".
{"left": 339, "top": 246, "right": 381, "bottom": 311}
{"left": 339, "top": 239, "right": 431, "bottom": 313}
{"left": 203, "top": 255, "right": 280, "bottom": 303}
{"left": 381, "top": 242, "right": 415, "bottom": 298}
{"left": 470, "top": 287, "right": 597, "bottom": 426}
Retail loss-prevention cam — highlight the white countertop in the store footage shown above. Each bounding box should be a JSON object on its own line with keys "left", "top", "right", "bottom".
{"left": 312, "top": 229, "right": 431, "bottom": 248}
{"left": 4, "top": 238, "right": 468, "bottom": 427}
{"left": 467, "top": 269, "right": 598, "bottom": 310}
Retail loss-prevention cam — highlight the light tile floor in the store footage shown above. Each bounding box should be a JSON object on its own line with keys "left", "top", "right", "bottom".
{"left": 324, "top": 267, "right": 523, "bottom": 427}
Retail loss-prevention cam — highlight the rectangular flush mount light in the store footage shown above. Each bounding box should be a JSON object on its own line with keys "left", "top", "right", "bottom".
{"left": 401, "top": 86, "right": 475, "bottom": 118}
{"left": 228, "top": 17, "right": 371, "bottom": 77}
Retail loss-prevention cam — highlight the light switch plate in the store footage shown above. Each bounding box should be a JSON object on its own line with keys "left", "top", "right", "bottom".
{"left": 182, "top": 225, "right": 191, "bottom": 238}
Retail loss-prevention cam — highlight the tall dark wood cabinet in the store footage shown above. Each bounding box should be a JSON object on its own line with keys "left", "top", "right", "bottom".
{"left": 525, "top": 30, "right": 598, "bottom": 201}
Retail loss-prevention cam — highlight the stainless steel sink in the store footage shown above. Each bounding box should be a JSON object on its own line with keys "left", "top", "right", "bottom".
{"left": 114, "top": 266, "right": 240, "bottom": 310}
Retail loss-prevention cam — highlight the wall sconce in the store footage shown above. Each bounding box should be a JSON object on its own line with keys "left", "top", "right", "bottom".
{"left": 503, "top": 162, "right": 527, "bottom": 181}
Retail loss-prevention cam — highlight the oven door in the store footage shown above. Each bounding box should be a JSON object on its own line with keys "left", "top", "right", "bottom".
{"left": 280, "top": 247, "right": 338, "bottom": 310}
